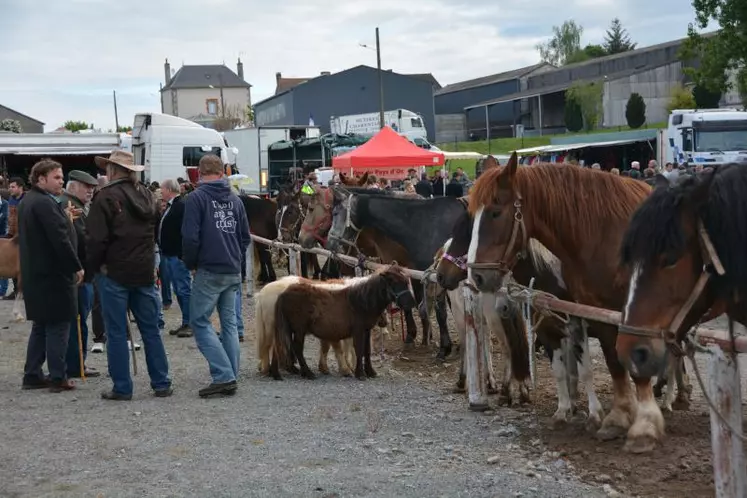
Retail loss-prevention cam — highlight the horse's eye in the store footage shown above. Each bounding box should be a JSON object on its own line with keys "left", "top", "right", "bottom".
{"left": 491, "top": 210, "right": 501, "bottom": 219}
{"left": 662, "top": 254, "right": 679, "bottom": 268}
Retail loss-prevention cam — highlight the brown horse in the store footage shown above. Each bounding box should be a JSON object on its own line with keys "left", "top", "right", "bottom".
{"left": 270, "top": 265, "right": 416, "bottom": 380}
{"left": 0, "top": 237, "right": 24, "bottom": 321}
{"left": 618, "top": 167, "right": 747, "bottom": 449}
{"left": 240, "top": 195, "right": 278, "bottom": 284}
{"left": 466, "top": 153, "right": 667, "bottom": 453}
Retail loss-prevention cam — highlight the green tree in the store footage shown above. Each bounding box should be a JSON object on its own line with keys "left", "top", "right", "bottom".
{"left": 117, "top": 125, "right": 132, "bottom": 133}
{"left": 666, "top": 84, "right": 696, "bottom": 113}
{"left": 0, "top": 119, "right": 23, "bottom": 133}
{"left": 565, "top": 81, "right": 603, "bottom": 131}
{"left": 681, "top": 0, "right": 747, "bottom": 96}
{"left": 63, "top": 120, "right": 91, "bottom": 132}
{"left": 603, "top": 18, "right": 637, "bottom": 54}
{"left": 565, "top": 44, "right": 608, "bottom": 65}
{"left": 625, "top": 93, "right": 647, "bottom": 129}
{"left": 564, "top": 97, "right": 584, "bottom": 132}
{"left": 692, "top": 85, "right": 722, "bottom": 108}
{"left": 244, "top": 105, "right": 255, "bottom": 124}
{"left": 537, "top": 20, "right": 584, "bottom": 66}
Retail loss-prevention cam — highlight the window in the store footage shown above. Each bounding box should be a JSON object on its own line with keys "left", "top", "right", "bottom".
{"left": 183, "top": 146, "right": 223, "bottom": 167}
{"left": 206, "top": 99, "right": 219, "bottom": 115}
{"left": 410, "top": 117, "right": 423, "bottom": 128}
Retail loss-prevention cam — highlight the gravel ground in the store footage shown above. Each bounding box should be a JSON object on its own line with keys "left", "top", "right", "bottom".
{"left": 0, "top": 292, "right": 614, "bottom": 498}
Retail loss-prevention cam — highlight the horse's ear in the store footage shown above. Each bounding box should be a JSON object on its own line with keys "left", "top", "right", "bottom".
{"left": 654, "top": 174, "right": 670, "bottom": 190}
{"left": 358, "top": 172, "right": 369, "bottom": 186}
{"left": 498, "top": 152, "right": 518, "bottom": 190}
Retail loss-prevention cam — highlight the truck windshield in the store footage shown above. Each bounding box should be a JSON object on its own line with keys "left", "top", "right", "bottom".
{"left": 410, "top": 118, "right": 423, "bottom": 128}
{"left": 695, "top": 129, "right": 747, "bottom": 152}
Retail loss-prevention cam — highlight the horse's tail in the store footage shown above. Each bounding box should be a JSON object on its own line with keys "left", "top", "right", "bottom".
{"left": 255, "top": 292, "right": 268, "bottom": 372}
{"left": 502, "top": 299, "right": 531, "bottom": 382}
{"left": 273, "top": 293, "right": 293, "bottom": 367}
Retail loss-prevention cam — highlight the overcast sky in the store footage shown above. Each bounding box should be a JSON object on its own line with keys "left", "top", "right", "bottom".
{"left": 1, "top": 0, "right": 712, "bottom": 132}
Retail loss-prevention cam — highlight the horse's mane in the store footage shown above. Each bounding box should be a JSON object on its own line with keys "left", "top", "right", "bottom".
{"left": 347, "top": 265, "right": 407, "bottom": 314}
{"left": 622, "top": 165, "right": 747, "bottom": 295}
{"left": 470, "top": 163, "right": 651, "bottom": 242}
{"left": 527, "top": 239, "right": 565, "bottom": 289}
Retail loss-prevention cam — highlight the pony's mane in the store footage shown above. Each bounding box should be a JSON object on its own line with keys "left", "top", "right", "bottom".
{"left": 469, "top": 163, "right": 651, "bottom": 242}
{"left": 347, "top": 265, "right": 407, "bottom": 314}
{"left": 622, "top": 165, "right": 747, "bottom": 294}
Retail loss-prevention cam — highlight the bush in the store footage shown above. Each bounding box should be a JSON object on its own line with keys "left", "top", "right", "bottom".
{"left": 564, "top": 97, "right": 584, "bottom": 132}
{"left": 692, "top": 85, "right": 721, "bottom": 108}
{"left": 625, "top": 93, "right": 646, "bottom": 129}
{"left": 666, "top": 85, "right": 696, "bottom": 113}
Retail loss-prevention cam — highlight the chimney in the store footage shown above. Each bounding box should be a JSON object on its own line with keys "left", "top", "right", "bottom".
{"left": 237, "top": 57, "right": 244, "bottom": 81}
{"left": 164, "top": 58, "right": 171, "bottom": 85}
{"left": 320, "top": 71, "right": 331, "bottom": 76}
{"left": 276, "top": 72, "right": 282, "bottom": 83}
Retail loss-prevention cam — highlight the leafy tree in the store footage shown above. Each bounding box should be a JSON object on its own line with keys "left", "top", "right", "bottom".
{"left": 681, "top": 0, "right": 747, "bottom": 97}
{"left": 564, "top": 97, "right": 584, "bottom": 132}
{"left": 603, "top": 18, "right": 637, "bottom": 54}
{"left": 117, "top": 125, "right": 132, "bottom": 133}
{"left": 565, "top": 81, "right": 603, "bottom": 131}
{"left": 625, "top": 93, "right": 647, "bottom": 129}
{"left": 0, "top": 119, "right": 23, "bottom": 133}
{"left": 692, "top": 85, "right": 722, "bottom": 108}
{"left": 666, "top": 84, "right": 696, "bottom": 113}
{"left": 63, "top": 120, "right": 91, "bottom": 132}
{"left": 564, "top": 44, "right": 608, "bottom": 65}
{"left": 244, "top": 105, "right": 255, "bottom": 124}
{"left": 537, "top": 20, "right": 584, "bottom": 66}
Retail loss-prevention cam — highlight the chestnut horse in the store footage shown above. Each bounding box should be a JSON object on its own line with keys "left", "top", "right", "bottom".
{"left": 240, "top": 195, "right": 278, "bottom": 284}
{"left": 466, "top": 153, "right": 666, "bottom": 453}
{"left": 0, "top": 237, "right": 24, "bottom": 321}
{"left": 618, "top": 168, "right": 745, "bottom": 449}
{"left": 271, "top": 265, "right": 416, "bottom": 380}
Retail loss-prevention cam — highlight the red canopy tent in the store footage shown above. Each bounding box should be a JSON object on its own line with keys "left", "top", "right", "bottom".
{"left": 332, "top": 126, "right": 444, "bottom": 180}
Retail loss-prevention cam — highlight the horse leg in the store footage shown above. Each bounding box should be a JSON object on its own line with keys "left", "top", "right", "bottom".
{"left": 415, "top": 283, "right": 430, "bottom": 346}
{"left": 353, "top": 329, "right": 367, "bottom": 380}
{"left": 300, "top": 253, "right": 309, "bottom": 279}
{"left": 448, "top": 288, "right": 467, "bottom": 393}
{"left": 550, "top": 344, "right": 574, "bottom": 427}
{"left": 344, "top": 338, "right": 356, "bottom": 373}
{"left": 402, "top": 308, "right": 418, "bottom": 345}
{"left": 482, "top": 312, "right": 499, "bottom": 395}
{"left": 311, "top": 255, "right": 322, "bottom": 280}
{"left": 595, "top": 325, "right": 637, "bottom": 442}
{"left": 364, "top": 329, "right": 377, "bottom": 378}
{"left": 624, "top": 378, "right": 664, "bottom": 453}
{"left": 435, "top": 292, "right": 452, "bottom": 360}
{"left": 578, "top": 322, "right": 604, "bottom": 432}
{"left": 318, "top": 340, "right": 331, "bottom": 375}
{"left": 291, "top": 332, "right": 315, "bottom": 379}
{"left": 672, "top": 357, "right": 692, "bottom": 410}
{"left": 483, "top": 296, "right": 513, "bottom": 404}
{"left": 331, "top": 340, "right": 353, "bottom": 377}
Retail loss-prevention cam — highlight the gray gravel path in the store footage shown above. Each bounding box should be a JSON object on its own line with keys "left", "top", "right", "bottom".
{"left": 0, "top": 294, "right": 613, "bottom": 498}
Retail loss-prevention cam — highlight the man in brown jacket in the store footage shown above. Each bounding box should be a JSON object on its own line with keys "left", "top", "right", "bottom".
{"left": 87, "top": 150, "right": 172, "bottom": 401}
{"left": 4, "top": 177, "right": 25, "bottom": 300}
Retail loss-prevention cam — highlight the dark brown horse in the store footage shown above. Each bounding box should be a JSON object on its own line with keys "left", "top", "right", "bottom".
{"left": 240, "top": 195, "right": 278, "bottom": 284}
{"left": 271, "top": 265, "right": 416, "bottom": 380}
{"left": 466, "top": 152, "right": 665, "bottom": 453}
{"left": 0, "top": 236, "right": 24, "bottom": 321}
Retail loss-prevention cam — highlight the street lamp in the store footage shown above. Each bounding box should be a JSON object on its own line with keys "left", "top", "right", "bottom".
{"left": 359, "top": 27, "right": 385, "bottom": 130}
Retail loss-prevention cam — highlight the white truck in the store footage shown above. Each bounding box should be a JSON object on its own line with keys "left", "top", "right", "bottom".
{"left": 330, "top": 109, "right": 428, "bottom": 141}
{"left": 131, "top": 113, "right": 235, "bottom": 184}
{"left": 663, "top": 108, "right": 747, "bottom": 166}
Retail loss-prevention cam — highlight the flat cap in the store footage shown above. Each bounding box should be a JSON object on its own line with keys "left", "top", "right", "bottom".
{"left": 69, "top": 170, "right": 98, "bottom": 186}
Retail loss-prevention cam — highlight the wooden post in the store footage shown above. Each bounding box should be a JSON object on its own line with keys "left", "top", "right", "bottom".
{"left": 463, "top": 285, "right": 489, "bottom": 411}
{"left": 707, "top": 344, "right": 747, "bottom": 498}
{"left": 288, "top": 248, "right": 301, "bottom": 277}
{"left": 245, "top": 244, "right": 254, "bottom": 297}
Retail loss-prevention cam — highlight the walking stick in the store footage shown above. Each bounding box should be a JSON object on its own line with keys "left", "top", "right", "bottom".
{"left": 76, "top": 314, "right": 85, "bottom": 381}
{"left": 125, "top": 314, "right": 138, "bottom": 376}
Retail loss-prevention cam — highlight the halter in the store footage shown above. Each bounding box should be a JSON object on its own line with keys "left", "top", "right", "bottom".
{"left": 441, "top": 252, "right": 467, "bottom": 271}
{"left": 617, "top": 219, "right": 725, "bottom": 355}
{"left": 300, "top": 187, "right": 333, "bottom": 245}
{"left": 277, "top": 197, "right": 304, "bottom": 241}
{"left": 329, "top": 191, "right": 363, "bottom": 252}
{"left": 466, "top": 193, "right": 529, "bottom": 274}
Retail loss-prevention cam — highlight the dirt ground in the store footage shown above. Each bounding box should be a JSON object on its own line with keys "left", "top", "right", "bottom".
{"left": 377, "top": 309, "right": 745, "bottom": 498}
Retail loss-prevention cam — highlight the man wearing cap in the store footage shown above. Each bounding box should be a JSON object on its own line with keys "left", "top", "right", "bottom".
{"left": 58, "top": 170, "right": 100, "bottom": 379}
{"left": 87, "top": 150, "right": 172, "bottom": 400}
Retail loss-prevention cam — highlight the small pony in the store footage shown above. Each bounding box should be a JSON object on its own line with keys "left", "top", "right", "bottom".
{"left": 254, "top": 276, "right": 356, "bottom": 376}
{"left": 271, "top": 265, "right": 416, "bottom": 380}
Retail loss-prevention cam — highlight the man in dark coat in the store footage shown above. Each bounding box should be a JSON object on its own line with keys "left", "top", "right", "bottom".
{"left": 87, "top": 150, "right": 172, "bottom": 401}
{"left": 19, "top": 159, "right": 83, "bottom": 392}
{"left": 58, "top": 170, "right": 100, "bottom": 379}
{"left": 445, "top": 172, "right": 464, "bottom": 198}
{"left": 415, "top": 173, "right": 433, "bottom": 198}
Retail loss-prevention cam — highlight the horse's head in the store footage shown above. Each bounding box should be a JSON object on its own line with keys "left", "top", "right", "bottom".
{"left": 275, "top": 188, "right": 304, "bottom": 243}
{"left": 467, "top": 153, "right": 529, "bottom": 292}
{"left": 327, "top": 187, "right": 361, "bottom": 253}
{"left": 436, "top": 209, "right": 472, "bottom": 290}
{"left": 380, "top": 265, "right": 416, "bottom": 310}
{"left": 299, "top": 186, "right": 334, "bottom": 249}
{"left": 618, "top": 171, "right": 719, "bottom": 378}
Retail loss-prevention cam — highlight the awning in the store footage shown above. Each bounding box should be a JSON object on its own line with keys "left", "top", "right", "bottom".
{"left": 7, "top": 148, "right": 114, "bottom": 156}
{"left": 540, "top": 138, "right": 654, "bottom": 153}
{"left": 442, "top": 151, "right": 486, "bottom": 160}
{"left": 512, "top": 145, "right": 555, "bottom": 155}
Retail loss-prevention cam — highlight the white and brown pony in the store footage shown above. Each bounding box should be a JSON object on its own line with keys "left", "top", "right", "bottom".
{"left": 0, "top": 237, "right": 24, "bottom": 322}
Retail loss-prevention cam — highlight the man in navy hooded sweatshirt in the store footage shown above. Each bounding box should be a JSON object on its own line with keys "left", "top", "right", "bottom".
{"left": 182, "top": 154, "right": 250, "bottom": 398}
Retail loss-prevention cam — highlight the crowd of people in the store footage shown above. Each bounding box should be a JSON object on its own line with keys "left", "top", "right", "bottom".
{"left": 585, "top": 158, "right": 708, "bottom": 185}
{"left": 14, "top": 151, "right": 250, "bottom": 400}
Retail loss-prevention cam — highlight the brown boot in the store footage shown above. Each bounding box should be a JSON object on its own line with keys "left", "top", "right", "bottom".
{"left": 49, "top": 379, "right": 76, "bottom": 393}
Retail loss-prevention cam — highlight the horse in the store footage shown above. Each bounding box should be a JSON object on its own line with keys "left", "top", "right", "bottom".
{"left": 0, "top": 237, "right": 24, "bottom": 322}
{"left": 325, "top": 186, "right": 464, "bottom": 359}
{"left": 466, "top": 152, "right": 667, "bottom": 453}
{"left": 254, "top": 276, "right": 355, "bottom": 377}
{"left": 270, "top": 265, "right": 416, "bottom": 380}
{"left": 436, "top": 206, "right": 604, "bottom": 424}
{"left": 239, "top": 195, "right": 278, "bottom": 284}
{"left": 617, "top": 167, "right": 747, "bottom": 450}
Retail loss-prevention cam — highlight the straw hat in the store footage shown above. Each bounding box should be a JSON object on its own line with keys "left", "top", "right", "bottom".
{"left": 94, "top": 150, "right": 145, "bottom": 172}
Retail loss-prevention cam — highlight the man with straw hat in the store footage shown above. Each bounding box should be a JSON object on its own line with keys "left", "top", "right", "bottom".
{"left": 87, "top": 150, "right": 172, "bottom": 401}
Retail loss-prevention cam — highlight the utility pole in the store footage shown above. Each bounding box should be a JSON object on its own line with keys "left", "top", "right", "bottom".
{"left": 376, "top": 27, "right": 384, "bottom": 129}
{"left": 113, "top": 90, "right": 120, "bottom": 131}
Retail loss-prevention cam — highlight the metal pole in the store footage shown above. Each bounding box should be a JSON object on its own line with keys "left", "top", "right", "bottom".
{"left": 485, "top": 105, "right": 491, "bottom": 155}
{"left": 113, "top": 90, "right": 120, "bottom": 131}
{"left": 538, "top": 95, "right": 543, "bottom": 137}
{"left": 376, "top": 27, "right": 385, "bottom": 130}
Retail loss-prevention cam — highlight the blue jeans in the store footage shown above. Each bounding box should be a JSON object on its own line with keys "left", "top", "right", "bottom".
{"left": 96, "top": 274, "right": 171, "bottom": 395}
{"left": 235, "top": 288, "right": 244, "bottom": 338}
{"left": 0, "top": 278, "right": 7, "bottom": 297}
{"left": 65, "top": 283, "right": 94, "bottom": 375}
{"left": 159, "top": 257, "right": 172, "bottom": 307}
{"left": 164, "top": 256, "right": 191, "bottom": 326}
{"left": 190, "top": 269, "right": 241, "bottom": 384}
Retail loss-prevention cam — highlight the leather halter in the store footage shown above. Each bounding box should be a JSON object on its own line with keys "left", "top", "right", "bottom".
{"left": 300, "top": 187, "right": 333, "bottom": 245}
{"left": 329, "top": 191, "right": 363, "bottom": 251}
{"left": 618, "top": 219, "right": 726, "bottom": 351}
{"left": 440, "top": 196, "right": 471, "bottom": 271}
{"left": 466, "top": 194, "right": 529, "bottom": 273}
{"left": 278, "top": 197, "right": 304, "bottom": 240}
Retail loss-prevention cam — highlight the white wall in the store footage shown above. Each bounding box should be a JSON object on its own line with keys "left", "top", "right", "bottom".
{"left": 161, "top": 87, "right": 251, "bottom": 119}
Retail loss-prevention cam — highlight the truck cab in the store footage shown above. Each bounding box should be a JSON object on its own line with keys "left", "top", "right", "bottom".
{"left": 666, "top": 109, "right": 747, "bottom": 166}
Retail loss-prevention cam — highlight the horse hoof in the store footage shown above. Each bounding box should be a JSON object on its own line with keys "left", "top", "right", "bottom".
{"left": 623, "top": 435, "right": 658, "bottom": 454}
{"left": 672, "top": 397, "right": 691, "bottom": 411}
{"left": 551, "top": 412, "right": 571, "bottom": 429}
{"left": 365, "top": 369, "right": 377, "bottom": 378}
{"left": 443, "top": 346, "right": 452, "bottom": 358}
{"left": 469, "top": 402, "right": 490, "bottom": 412}
{"left": 585, "top": 416, "right": 603, "bottom": 433}
{"left": 404, "top": 336, "right": 415, "bottom": 345}
{"left": 452, "top": 385, "right": 467, "bottom": 394}
{"left": 596, "top": 424, "right": 627, "bottom": 442}
{"left": 497, "top": 394, "right": 512, "bottom": 407}
{"left": 302, "top": 371, "right": 316, "bottom": 380}
{"left": 272, "top": 375, "right": 284, "bottom": 381}
{"left": 519, "top": 390, "right": 531, "bottom": 405}
{"left": 487, "top": 386, "right": 499, "bottom": 395}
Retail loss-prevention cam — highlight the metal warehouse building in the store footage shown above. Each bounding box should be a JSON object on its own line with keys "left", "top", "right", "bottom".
{"left": 253, "top": 65, "right": 440, "bottom": 141}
